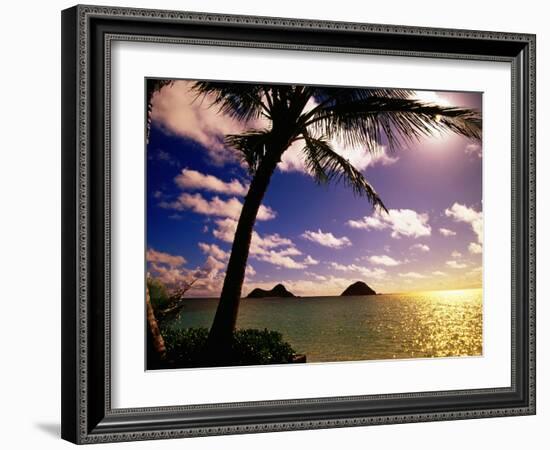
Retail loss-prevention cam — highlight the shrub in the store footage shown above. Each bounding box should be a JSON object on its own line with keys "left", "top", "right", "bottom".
{"left": 158, "top": 327, "right": 298, "bottom": 368}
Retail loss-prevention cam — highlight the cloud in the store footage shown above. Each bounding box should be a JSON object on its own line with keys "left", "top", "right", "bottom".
{"left": 256, "top": 251, "right": 307, "bottom": 269}
{"left": 451, "top": 250, "right": 462, "bottom": 258}
{"left": 175, "top": 168, "right": 249, "bottom": 196}
{"left": 150, "top": 80, "right": 256, "bottom": 165}
{"left": 468, "top": 266, "right": 483, "bottom": 276}
{"left": 410, "top": 243, "right": 430, "bottom": 252}
{"left": 301, "top": 229, "right": 352, "bottom": 249}
{"left": 148, "top": 263, "right": 191, "bottom": 286}
{"left": 198, "top": 242, "right": 229, "bottom": 261}
{"left": 445, "top": 203, "right": 483, "bottom": 244}
{"left": 432, "top": 271, "right": 446, "bottom": 276}
{"left": 446, "top": 260, "right": 468, "bottom": 269}
{"left": 398, "top": 272, "right": 426, "bottom": 279}
{"left": 213, "top": 218, "right": 292, "bottom": 254}
{"left": 150, "top": 148, "right": 180, "bottom": 167}
{"left": 161, "top": 193, "right": 276, "bottom": 221}
{"left": 347, "top": 208, "right": 431, "bottom": 239}
{"left": 465, "top": 143, "right": 482, "bottom": 158}
{"left": 369, "top": 255, "right": 402, "bottom": 266}
{"left": 146, "top": 248, "right": 186, "bottom": 267}
{"left": 308, "top": 273, "right": 328, "bottom": 281}
{"left": 146, "top": 249, "right": 198, "bottom": 288}
{"left": 329, "top": 262, "right": 386, "bottom": 279}
{"left": 468, "top": 242, "right": 482, "bottom": 254}
{"left": 246, "top": 265, "right": 256, "bottom": 277}
{"left": 439, "top": 227, "right": 457, "bottom": 237}
{"left": 303, "top": 255, "right": 319, "bottom": 265}
{"left": 212, "top": 218, "right": 305, "bottom": 269}
{"left": 277, "top": 247, "right": 302, "bottom": 257}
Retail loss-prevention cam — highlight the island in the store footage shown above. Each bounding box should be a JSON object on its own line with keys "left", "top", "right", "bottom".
{"left": 340, "top": 281, "right": 376, "bottom": 296}
{"left": 247, "top": 283, "right": 296, "bottom": 298}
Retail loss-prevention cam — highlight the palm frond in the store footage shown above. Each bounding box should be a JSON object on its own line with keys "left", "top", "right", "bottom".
{"left": 301, "top": 132, "right": 387, "bottom": 211}
{"left": 191, "top": 81, "right": 270, "bottom": 122}
{"left": 312, "top": 87, "right": 416, "bottom": 104}
{"left": 305, "top": 97, "right": 481, "bottom": 151}
{"left": 225, "top": 129, "right": 272, "bottom": 174}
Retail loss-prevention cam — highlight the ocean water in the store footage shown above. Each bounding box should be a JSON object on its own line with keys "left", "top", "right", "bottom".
{"left": 165, "top": 288, "right": 482, "bottom": 362}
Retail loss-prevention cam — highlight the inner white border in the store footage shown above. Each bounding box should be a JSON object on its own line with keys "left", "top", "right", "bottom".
{"left": 111, "top": 41, "right": 511, "bottom": 409}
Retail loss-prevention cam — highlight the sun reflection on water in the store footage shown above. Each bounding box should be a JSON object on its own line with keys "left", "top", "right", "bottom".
{"left": 385, "top": 288, "right": 482, "bottom": 358}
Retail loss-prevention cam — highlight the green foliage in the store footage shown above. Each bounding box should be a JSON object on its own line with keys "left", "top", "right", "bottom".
{"left": 147, "top": 277, "right": 170, "bottom": 311}
{"left": 160, "top": 327, "right": 298, "bottom": 368}
{"left": 232, "top": 328, "right": 297, "bottom": 365}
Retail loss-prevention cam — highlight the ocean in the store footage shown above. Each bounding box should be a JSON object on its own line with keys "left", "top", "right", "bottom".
{"left": 164, "top": 288, "right": 482, "bottom": 362}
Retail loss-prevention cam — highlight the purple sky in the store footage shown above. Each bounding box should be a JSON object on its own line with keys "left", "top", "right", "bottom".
{"left": 146, "top": 81, "right": 482, "bottom": 297}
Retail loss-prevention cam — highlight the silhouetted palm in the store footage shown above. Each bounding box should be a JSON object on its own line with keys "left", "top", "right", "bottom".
{"left": 188, "top": 82, "right": 481, "bottom": 363}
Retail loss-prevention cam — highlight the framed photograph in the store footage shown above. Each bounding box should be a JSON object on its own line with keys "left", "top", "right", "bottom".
{"left": 61, "top": 4, "right": 536, "bottom": 444}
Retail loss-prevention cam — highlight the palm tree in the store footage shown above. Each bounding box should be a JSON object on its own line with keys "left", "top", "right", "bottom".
{"left": 186, "top": 82, "right": 481, "bottom": 363}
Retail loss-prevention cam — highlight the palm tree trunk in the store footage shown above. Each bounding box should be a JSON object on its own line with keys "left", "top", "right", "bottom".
{"left": 146, "top": 285, "right": 166, "bottom": 363}
{"left": 205, "top": 150, "right": 282, "bottom": 364}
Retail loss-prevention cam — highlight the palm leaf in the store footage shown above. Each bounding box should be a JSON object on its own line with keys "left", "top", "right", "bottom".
{"left": 225, "top": 129, "right": 272, "bottom": 174}
{"left": 305, "top": 97, "right": 481, "bottom": 151}
{"left": 301, "top": 132, "right": 387, "bottom": 211}
{"left": 191, "top": 81, "right": 270, "bottom": 122}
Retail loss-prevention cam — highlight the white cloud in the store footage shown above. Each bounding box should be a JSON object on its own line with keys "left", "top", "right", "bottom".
{"left": 329, "top": 262, "right": 386, "bottom": 279}
{"left": 257, "top": 251, "right": 307, "bottom": 269}
{"left": 445, "top": 203, "right": 483, "bottom": 244}
{"left": 468, "top": 242, "right": 483, "bottom": 254}
{"left": 305, "top": 272, "right": 327, "bottom": 281}
{"left": 446, "top": 260, "right": 468, "bottom": 269}
{"left": 198, "top": 242, "right": 229, "bottom": 261}
{"left": 246, "top": 265, "right": 256, "bottom": 277}
{"left": 465, "top": 143, "right": 482, "bottom": 158}
{"left": 146, "top": 248, "right": 186, "bottom": 267}
{"left": 398, "top": 272, "right": 426, "bottom": 279}
{"left": 277, "top": 247, "right": 302, "bottom": 257}
{"left": 175, "top": 168, "right": 248, "bottom": 196}
{"left": 432, "top": 271, "right": 446, "bottom": 276}
{"left": 213, "top": 218, "right": 291, "bottom": 254}
{"left": 150, "top": 80, "right": 258, "bottom": 165}
{"left": 410, "top": 243, "right": 430, "bottom": 252}
{"left": 211, "top": 218, "right": 304, "bottom": 269}
{"left": 347, "top": 208, "right": 431, "bottom": 239}
{"left": 451, "top": 250, "right": 462, "bottom": 258}
{"left": 161, "top": 193, "right": 276, "bottom": 221}
{"left": 302, "top": 229, "right": 352, "bottom": 248}
{"left": 439, "top": 227, "right": 457, "bottom": 237}
{"left": 149, "top": 263, "right": 190, "bottom": 286}
{"left": 369, "top": 255, "right": 402, "bottom": 266}
{"left": 303, "top": 255, "right": 319, "bottom": 265}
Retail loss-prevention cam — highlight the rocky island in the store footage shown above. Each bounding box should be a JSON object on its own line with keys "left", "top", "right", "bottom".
{"left": 340, "top": 281, "right": 376, "bottom": 296}
{"left": 247, "top": 283, "right": 296, "bottom": 298}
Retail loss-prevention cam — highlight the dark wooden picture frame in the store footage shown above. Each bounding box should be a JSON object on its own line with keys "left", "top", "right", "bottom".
{"left": 61, "top": 4, "right": 536, "bottom": 444}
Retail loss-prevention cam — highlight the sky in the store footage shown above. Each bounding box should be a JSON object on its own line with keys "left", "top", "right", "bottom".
{"left": 146, "top": 80, "right": 483, "bottom": 297}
